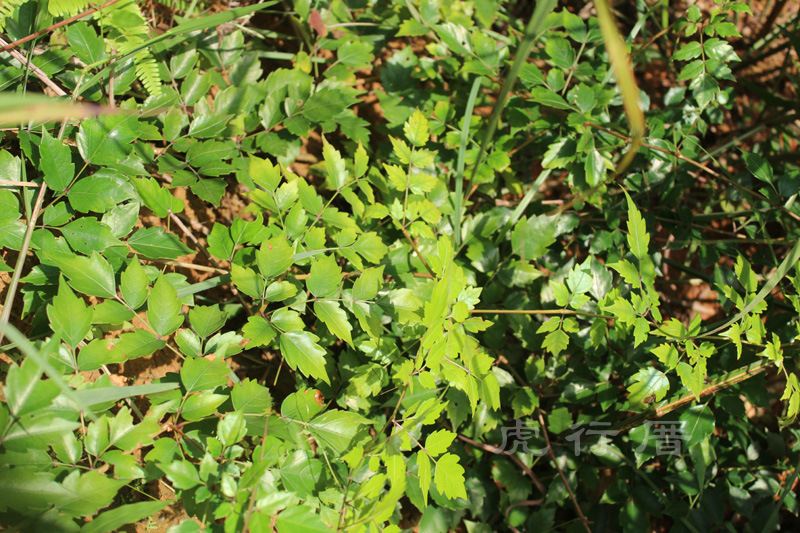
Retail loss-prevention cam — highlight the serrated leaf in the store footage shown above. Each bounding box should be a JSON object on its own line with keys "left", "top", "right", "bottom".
{"left": 121, "top": 258, "right": 148, "bottom": 309}
{"left": 257, "top": 237, "right": 294, "bottom": 278}
{"left": 322, "top": 139, "right": 348, "bottom": 190}
{"left": 404, "top": 109, "right": 429, "bottom": 147}
{"left": 280, "top": 330, "right": 329, "bottom": 384}
{"left": 425, "top": 429, "right": 455, "bottom": 457}
{"left": 628, "top": 367, "right": 669, "bottom": 406}
{"left": 275, "top": 505, "right": 333, "bottom": 533}
{"left": 147, "top": 274, "right": 183, "bottom": 337}
{"left": 188, "top": 305, "right": 227, "bottom": 339}
{"left": 47, "top": 251, "right": 116, "bottom": 298}
{"left": 231, "top": 263, "right": 265, "bottom": 299}
{"left": 127, "top": 227, "right": 193, "bottom": 260}
{"left": 307, "top": 410, "right": 367, "bottom": 454}
{"left": 624, "top": 191, "right": 649, "bottom": 261}
{"left": 306, "top": 254, "right": 342, "bottom": 297}
{"left": 181, "top": 356, "right": 230, "bottom": 392}
{"left": 418, "top": 452, "right": 431, "bottom": 506}
{"left": 352, "top": 265, "right": 383, "bottom": 301}
{"left": 434, "top": 453, "right": 467, "bottom": 500}
{"left": 39, "top": 127, "right": 74, "bottom": 192}
{"left": 314, "top": 300, "right": 352, "bottom": 345}
{"left": 61, "top": 218, "right": 121, "bottom": 254}
{"left": 47, "top": 277, "right": 93, "bottom": 349}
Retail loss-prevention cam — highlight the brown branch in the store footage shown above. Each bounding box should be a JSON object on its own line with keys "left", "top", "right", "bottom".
{"left": 0, "top": 37, "right": 67, "bottom": 96}
{"left": 585, "top": 121, "right": 800, "bottom": 224}
{"left": 0, "top": 0, "right": 125, "bottom": 54}
{"left": 537, "top": 409, "right": 592, "bottom": 533}
{"left": 450, "top": 427, "right": 547, "bottom": 496}
{"left": 401, "top": 227, "right": 435, "bottom": 277}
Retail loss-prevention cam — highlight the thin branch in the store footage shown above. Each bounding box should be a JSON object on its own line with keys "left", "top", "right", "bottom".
{"left": 471, "top": 308, "right": 612, "bottom": 319}
{"left": 401, "top": 227, "right": 435, "bottom": 277}
{"left": 537, "top": 409, "right": 592, "bottom": 533}
{"left": 0, "top": 37, "right": 67, "bottom": 96}
{"left": 0, "top": 183, "right": 47, "bottom": 345}
{"left": 0, "top": 179, "right": 39, "bottom": 188}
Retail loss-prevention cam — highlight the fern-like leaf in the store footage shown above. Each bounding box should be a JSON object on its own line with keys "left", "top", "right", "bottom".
{"left": 0, "top": 0, "right": 28, "bottom": 32}
{"left": 48, "top": 0, "right": 89, "bottom": 18}
{"left": 134, "top": 50, "right": 162, "bottom": 96}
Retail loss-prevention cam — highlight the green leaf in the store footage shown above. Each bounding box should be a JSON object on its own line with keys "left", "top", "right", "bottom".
{"left": 280, "top": 330, "right": 329, "bottom": 384}
{"left": 47, "top": 251, "right": 117, "bottom": 298}
{"left": 128, "top": 227, "right": 193, "bottom": 260}
{"left": 404, "top": 109, "right": 430, "bottom": 147}
{"left": 148, "top": 274, "right": 184, "bottom": 337}
{"left": 161, "top": 460, "right": 202, "bottom": 490}
{"left": 181, "top": 356, "right": 230, "bottom": 392}
{"left": 306, "top": 254, "right": 342, "bottom": 297}
{"left": 352, "top": 265, "right": 383, "bottom": 301}
{"left": 425, "top": 430, "right": 456, "bottom": 457}
{"left": 231, "top": 263, "right": 264, "bottom": 299}
{"left": 81, "top": 501, "right": 170, "bottom": 533}
{"left": 542, "top": 329, "right": 569, "bottom": 356}
{"left": 61, "top": 218, "right": 121, "bottom": 254}
{"left": 609, "top": 259, "right": 641, "bottom": 287}
{"left": 352, "top": 232, "right": 387, "bottom": 263}
{"left": 190, "top": 178, "right": 227, "bottom": 205}
{"left": 108, "top": 408, "right": 161, "bottom": 451}
{"left": 679, "top": 404, "right": 715, "bottom": 448}
{"left": 66, "top": 22, "right": 106, "bottom": 65}
{"left": 302, "top": 86, "right": 360, "bottom": 123}
{"left": 257, "top": 238, "right": 294, "bottom": 278}
{"left": 114, "top": 330, "right": 167, "bottom": 360}
{"left": 627, "top": 367, "right": 669, "bottom": 406}
{"left": 132, "top": 177, "right": 184, "bottom": 217}
{"left": 189, "top": 305, "right": 227, "bottom": 339}
{"left": 69, "top": 172, "right": 132, "bottom": 214}
{"left": 624, "top": 191, "right": 649, "bottom": 261}
{"left": 121, "top": 258, "right": 149, "bottom": 309}
{"left": 77, "top": 115, "right": 138, "bottom": 166}
{"left": 314, "top": 300, "right": 353, "bottom": 345}
{"left": 181, "top": 392, "right": 228, "bottom": 421}
{"left": 512, "top": 215, "right": 558, "bottom": 260}
{"left": 434, "top": 453, "right": 467, "bottom": 500}
{"left": 418, "top": 451, "right": 432, "bottom": 506}
{"left": 322, "top": 139, "right": 348, "bottom": 190}
{"left": 742, "top": 150, "right": 773, "bottom": 184}
{"left": 47, "top": 277, "right": 93, "bottom": 349}
{"left": 275, "top": 505, "right": 333, "bottom": 533}
{"left": 39, "top": 127, "right": 74, "bottom": 192}
{"left": 4, "top": 358, "right": 60, "bottom": 417}
{"left": 242, "top": 316, "right": 277, "bottom": 348}
{"left": 337, "top": 40, "right": 373, "bottom": 68}
{"left": 307, "top": 410, "right": 367, "bottom": 454}
{"left": 60, "top": 470, "right": 127, "bottom": 516}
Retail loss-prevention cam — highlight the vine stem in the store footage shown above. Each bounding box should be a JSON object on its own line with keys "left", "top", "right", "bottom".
{"left": 536, "top": 409, "right": 592, "bottom": 533}
{"left": 401, "top": 227, "right": 435, "bottom": 277}
{"left": 471, "top": 308, "right": 612, "bottom": 319}
{"left": 0, "top": 0, "right": 126, "bottom": 53}
{"left": 0, "top": 182, "right": 47, "bottom": 346}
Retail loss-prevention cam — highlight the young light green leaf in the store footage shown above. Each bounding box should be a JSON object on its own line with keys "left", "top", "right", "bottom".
{"left": 627, "top": 367, "right": 669, "bottom": 406}
{"left": 434, "top": 453, "right": 467, "bottom": 500}
{"left": 624, "top": 190, "right": 649, "bottom": 261}
{"left": 404, "top": 109, "right": 430, "bottom": 147}
{"left": 352, "top": 265, "right": 384, "bottom": 301}
{"left": 425, "top": 429, "right": 456, "bottom": 457}
{"left": 322, "top": 139, "right": 348, "bottom": 190}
